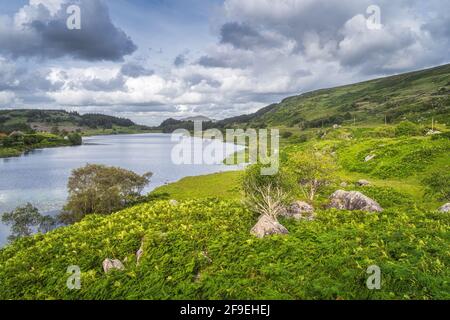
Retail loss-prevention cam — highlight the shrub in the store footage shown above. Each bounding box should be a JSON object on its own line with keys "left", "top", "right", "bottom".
{"left": 68, "top": 133, "right": 82, "bottom": 146}
{"left": 395, "top": 121, "right": 422, "bottom": 137}
{"left": 286, "top": 150, "right": 337, "bottom": 201}
{"left": 281, "top": 131, "right": 293, "bottom": 139}
{"left": 1, "top": 203, "right": 56, "bottom": 242}
{"left": 422, "top": 168, "right": 450, "bottom": 201}
{"left": 58, "top": 164, "right": 152, "bottom": 224}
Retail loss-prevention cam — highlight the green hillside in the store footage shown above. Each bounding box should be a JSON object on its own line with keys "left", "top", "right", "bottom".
{"left": 0, "top": 65, "right": 449, "bottom": 300}
{"left": 0, "top": 125, "right": 449, "bottom": 300}
{"left": 0, "top": 109, "right": 152, "bottom": 135}
{"left": 217, "top": 64, "right": 450, "bottom": 129}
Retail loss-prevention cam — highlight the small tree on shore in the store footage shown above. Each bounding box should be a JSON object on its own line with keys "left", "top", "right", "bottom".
{"left": 1, "top": 203, "right": 56, "bottom": 242}
{"left": 287, "top": 150, "right": 336, "bottom": 202}
{"left": 58, "top": 164, "right": 152, "bottom": 224}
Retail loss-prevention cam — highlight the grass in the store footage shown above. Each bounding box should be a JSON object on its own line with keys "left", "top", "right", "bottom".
{"left": 0, "top": 198, "right": 448, "bottom": 300}
{"left": 151, "top": 171, "right": 243, "bottom": 200}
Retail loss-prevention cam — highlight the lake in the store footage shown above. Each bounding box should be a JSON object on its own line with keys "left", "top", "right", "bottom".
{"left": 0, "top": 133, "right": 244, "bottom": 246}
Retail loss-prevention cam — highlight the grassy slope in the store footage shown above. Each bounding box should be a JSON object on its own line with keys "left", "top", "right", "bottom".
{"left": 0, "top": 199, "right": 448, "bottom": 300}
{"left": 220, "top": 64, "right": 450, "bottom": 128}
{"left": 152, "top": 171, "right": 243, "bottom": 200}
{"left": 0, "top": 128, "right": 449, "bottom": 300}
{"left": 1, "top": 65, "right": 449, "bottom": 300}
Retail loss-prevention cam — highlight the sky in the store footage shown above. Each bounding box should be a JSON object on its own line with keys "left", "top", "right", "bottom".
{"left": 0, "top": 0, "right": 449, "bottom": 125}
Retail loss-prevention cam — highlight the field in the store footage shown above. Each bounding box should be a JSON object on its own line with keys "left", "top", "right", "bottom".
{"left": 0, "top": 124, "right": 449, "bottom": 300}
{"left": 0, "top": 64, "right": 449, "bottom": 300}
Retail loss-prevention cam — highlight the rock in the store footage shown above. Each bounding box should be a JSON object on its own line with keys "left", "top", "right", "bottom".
{"left": 340, "top": 182, "right": 348, "bottom": 187}
{"left": 439, "top": 203, "right": 450, "bottom": 213}
{"left": 357, "top": 179, "right": 371, "bottom": 186}
{"left": 333, "top": 124, "right": 341, "bottom": 129}
{"left": 426, "top": 130, "right": 441, "bottom": 136}
{"left": 102, "top": 258, "right": 125, "bottom": 273}
{"left": 169, "top": 199, "right": 179, "bottom": 206}
{"left": 364, "top": 154, "right": 376, "bottom": 162}
{"left": 136, "top": 240, "right": 145, "bottom": 265}
{"left": 282, "top": 201, "right": 316, "bottom": 221}
{"left": 250, "top": 215, "right": 289, "bottom": 238}
{"left": 328, "top": 190, "right": 383, "bottom": 213}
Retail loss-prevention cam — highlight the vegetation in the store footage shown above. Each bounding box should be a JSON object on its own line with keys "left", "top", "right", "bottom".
{"left": 0, "top": 198, "right": 448, "bottom": 300}
{"left": 0, "top": 65, "right": 449, "bottom": 300}
{"left": 0, "top": 110, "right": 156, "bottom": 158}
{"left": 286, "top": 151, "right": 337, "bottom": 201}
{"left": 58, "top": 165, "right": 152, "bottom": 225}
{"left": 0, "top": 132, "right": 76, "bottom": 157}
{"left": 1, "top": 204, "right": 56, "bottom": 242}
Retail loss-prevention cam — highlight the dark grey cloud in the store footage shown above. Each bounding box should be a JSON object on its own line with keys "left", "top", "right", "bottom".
{"left": 81, "top": 75, "right": 126, "bottom": 92}
{"left": 120, "top": 63, "right": 154, "bottom": 78}
{"left": 220, "top": 22, "right": 283, "bottom": 50}
{"left": 197, "top": 55, "right": 229, "bottom": 68}
{"left": 0, "top": 0, "right": 137, "bottom": 62}
{"left": 174, "top": 54, "right": 187, "bottom": 67}
{"left": 0, "top": 61, "right": 62, "bottom": 92}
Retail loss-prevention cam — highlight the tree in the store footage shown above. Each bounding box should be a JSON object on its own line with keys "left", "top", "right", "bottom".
{"left": 1, "top": 203, "right": 56, "bottom": 242}
{"left": 59, "top": 164, "right": 152, "bottom": 224}
{"left": 241, "top": 163, "right": 292, "bottom": 219}
{"left": 287, "top": 150, "right": 336, "bottom": 202}
{"left": 244, "top": 183, "right": 288, "bottom": 220}
{"left": 68, "top": 133, "right": 82, "bottom": 146}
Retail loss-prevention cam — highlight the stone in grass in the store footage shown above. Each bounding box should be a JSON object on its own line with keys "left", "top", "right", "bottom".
{"left": 357, "top": 179, "right": 371, "bottom": 186}
{"left": 281, "top": 201, "right": 316, "bottom": 221}
{"left": 329, "top": 190, "right": 383, "bottom": 213}
{"left": 251, "top": 215, "right": 289, "bottom": 239}
{"left": 169, "top": 199, "right": 179, "bottom": 206}
{"left": 136, "top": 239, "right": 145, "bottom": 265}
{"left": 364, "top": 154, "right": 376, "bottom": 162}
{"left": 439, "top": 203, "right": 450, "bottom": 213}
{"left": 102, "top": 258, "right": 125, "bottom": 273}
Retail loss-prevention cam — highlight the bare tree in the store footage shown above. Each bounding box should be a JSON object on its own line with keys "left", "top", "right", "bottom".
{"left": 244, "top": 183, "right": 288, "bottom": 220}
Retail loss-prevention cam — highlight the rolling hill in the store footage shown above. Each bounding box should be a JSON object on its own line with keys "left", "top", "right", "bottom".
{"left": 0, "top": 109, "right": 151, "bottom": 134}
{"left": 216, "top": 64, "right": 450, "bottom": 129}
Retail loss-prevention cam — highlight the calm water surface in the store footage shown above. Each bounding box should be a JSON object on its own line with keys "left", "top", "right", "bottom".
{"left": 0, "top": 133, "right": 244, "bottom": 245}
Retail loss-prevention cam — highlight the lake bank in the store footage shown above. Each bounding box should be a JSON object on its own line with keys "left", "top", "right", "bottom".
{"left": 0, "top": 133, "right": 245, "bottom": 245}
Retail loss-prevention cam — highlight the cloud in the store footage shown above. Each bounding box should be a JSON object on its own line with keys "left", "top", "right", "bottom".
{"left": 1, "top": 0, "right": 449, "bottom": 125}
{"left": 0, "top": 0, "right": 137, "bottom": 61}
{"left": 121, "top": 63, "right": 154, "bottom": 78}
{"left": 174, "top": 54, "right": 187, "bottom": 67}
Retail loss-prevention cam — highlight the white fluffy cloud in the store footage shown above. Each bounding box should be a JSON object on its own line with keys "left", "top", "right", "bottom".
{"left": 0, "top": 0, "right": 449, "bottom": 125}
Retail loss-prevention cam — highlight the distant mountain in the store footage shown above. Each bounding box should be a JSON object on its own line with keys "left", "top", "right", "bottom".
{"left": 216, "top": 64, "right": 450, "bottom": 129}
{"left": 0, "top": 109, "right": 151, "bottom": 134}
{"left": 181, "top": 115, "right": 213, "bottom": 122}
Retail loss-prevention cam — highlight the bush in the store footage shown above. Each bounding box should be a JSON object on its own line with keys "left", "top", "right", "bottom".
{"left": 395, "top": 121, "right": 422, "bottom": 137}
{"left": 1, "top": 203, "right": 56, "bottom": 242}
{"left": 281, "top": 131, "right": 293, "bottom": 139}
{"left": 286, "top": 150, "right": 337, "bottom": 201}
{"left": 422, "top": 168, "right": 450, "bottom": 201}
{"left": 58, "top": 164, "right": 152, "bottom": 224}
{"left": 68, "top": 133, "right": 82, "bottom": 146}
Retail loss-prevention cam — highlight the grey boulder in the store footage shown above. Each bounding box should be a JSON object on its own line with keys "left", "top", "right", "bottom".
{"left": 329, "top": 190, "right": 383, "bottom": 213}
{"left": 282, "top": 201, "right": 316, "bottom": 221}
{"left": 439, "top": 203, "right": 450, "bottom": 213}
{"left": 251, "top": 215, "right": 289, "bottom": 238}
{"left": 102, "top": 258, "right": 125, "bottom": 273}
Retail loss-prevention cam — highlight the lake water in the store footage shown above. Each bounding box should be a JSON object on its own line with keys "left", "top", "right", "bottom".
{"left": 0, "top": 133, "right": 244, "bottom": 246}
